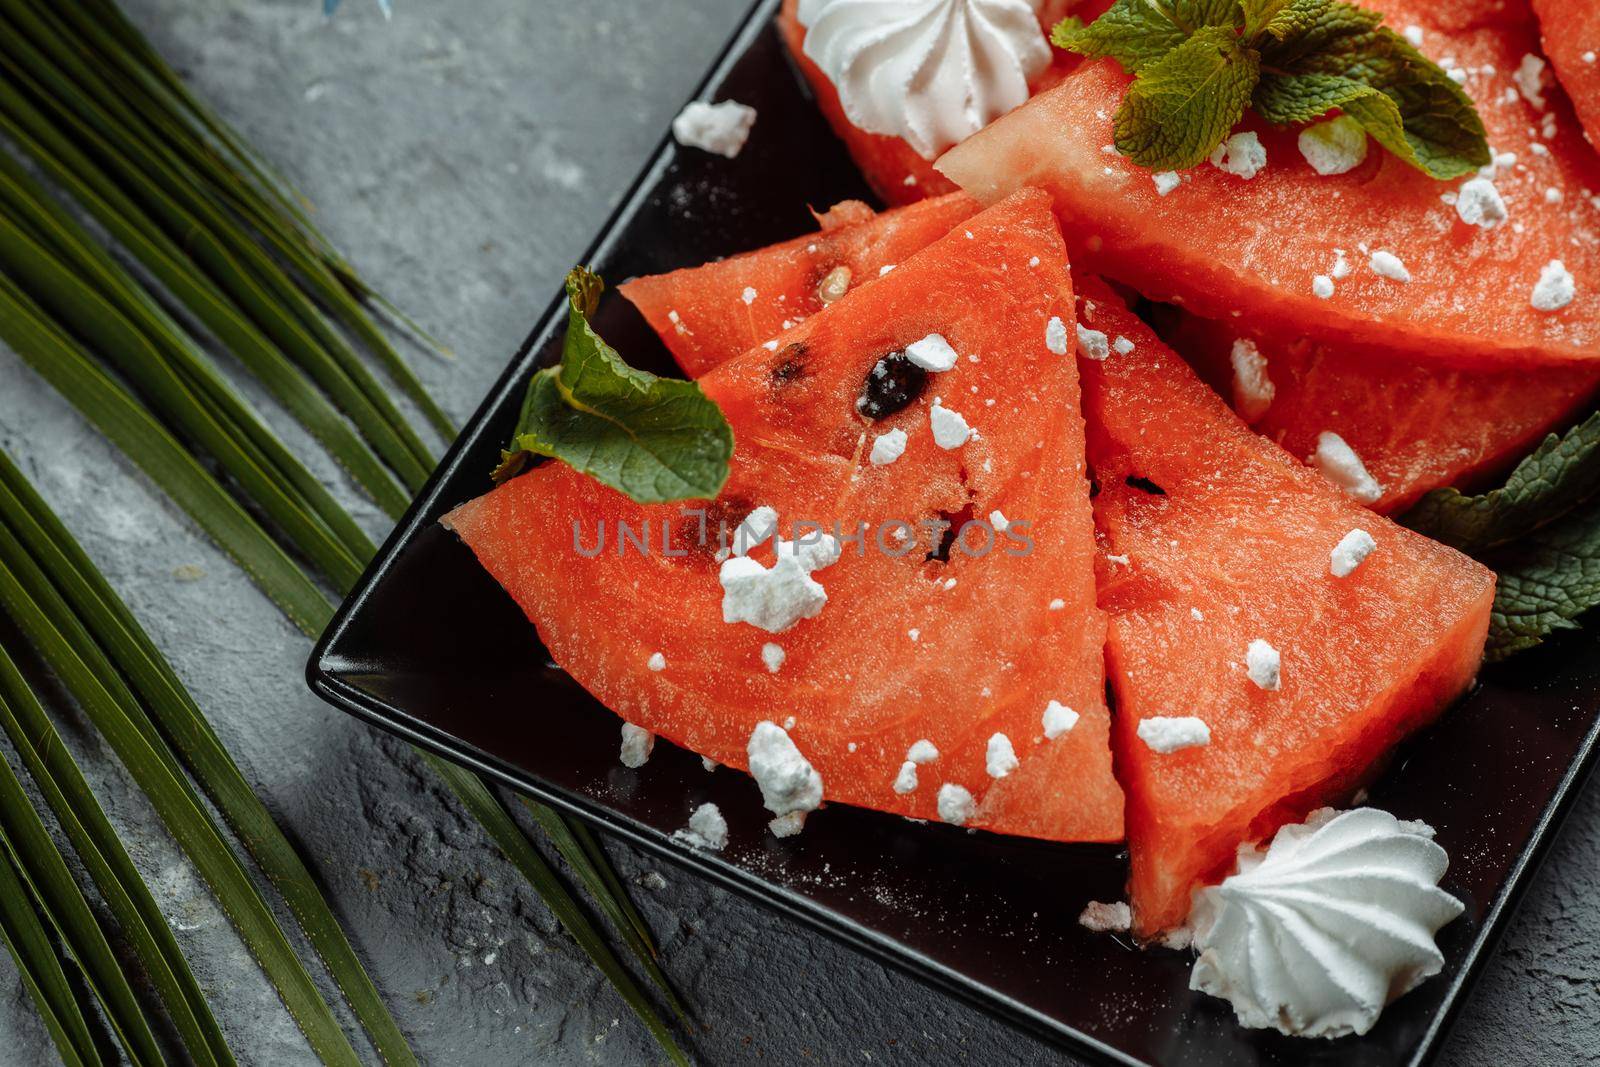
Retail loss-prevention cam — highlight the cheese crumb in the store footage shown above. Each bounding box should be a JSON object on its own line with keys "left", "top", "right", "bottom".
{"left": 1045, "top": 315, "right": 1070, "bottom": 355}
{"left": 1246, "top": 639, "right": 1282, "bottom": 691}
{"left": 701, "top": 755, "right": 718, "bottom": 772}
{"left": 1042, "top": 700, "right": 1080, "bottom": 739}
{"left": 1209, "top": 131, "right": 1267, "bottom": 179}
{"left": 671, "top": 100, "right": 757, "bottom": 158}
{"left": 740, "top": 286, "right": 757, "bottom": 306}
{"left": 988, "top": 509, "right": 1010, "bottom": 532}
{"left": 907, "top": 739, "right": 939, "bottom": 764}
{"left": 1514, "top": 53, "right": 1547, "bottom": 108}
{"left": 1137, "top": 716, "right": 1211, "bottom": 754}
{"left": 906, "top": 332, "right": 960, "bottom": 372}
{"left": 1078, "top": 900, "right": 1132, "bottom": 933}
{"left": 1112, "top": 335, "right": 1135, "bottom": 355}
{"left": 1531, "top": 260, "right": 1576, "bottom": 311}
{"left": 870, "top": 428, "right": 908, "bottom": 467}
{"left": 1403, "top": 24, "right": 1424, "bottom": 46}
{"left": 1152, "top": 171, "right": 1181, "bottom": 196}
{"left": 619, "top": 723, "right": 654, "bottom": 768}
{"left": 1330, "top": 528, "right": 1377, "bottom": 577}
{"left": 1076, "top": 325, "right": 1110, "bottom": 361}
{"left": 1048, "top": 597, "right": 1066, "bottom": 611}
{"left": 1297, "top": 116, "right": 1368, "bottom": 175}
{"left": 761, "top": 642, "right": 786, "bottom": 673}
{"left": 647, "top": 651, "right": 666, "bottom": 672}
{"left": 1229, "top": 338, "right": 1275, "bottom": 422}
{"left": 985, "top": 733, "right": 1019, "bottom": 779}
{"left": 1330, "top": 251, "right": 1351, "bottom": 279}
{"left": 733, "top": 504, "right": 778, "bottom": 556}
{"left": 1313, "top": 431, "right": 1384, "bottom": 504}
{"left": 720, "top": 532, "right": 841, "bottom": 632}
{"left": 747, "top": 721, "right": 823, "bottom": 835}
{"left": 768, "top": 812, "right": 806, "bottom": 838}
{"left": 936, "top": 783, "right": 977, "bottom": 825}
{"left": 1455, "top": 178, "right": 1508, "bottom": 228}
{"left": 929, "top": 399, "right": 972, "bottom": 449}
{"left": 1369, "top": 250, "right": 1412, "bottom": 283}
{"left": 673, "top": 803, "right": 728, "bottom": 851}
{"left": 892, "top": 761, "right": 919, "bottom": 795}
{"left": 1312, "top": 274, "right": 1335, "bottom": 299}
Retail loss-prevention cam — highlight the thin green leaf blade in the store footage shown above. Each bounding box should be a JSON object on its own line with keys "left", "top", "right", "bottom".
{"left": 0, "top": 838, "right": 98, "bottom": 1067}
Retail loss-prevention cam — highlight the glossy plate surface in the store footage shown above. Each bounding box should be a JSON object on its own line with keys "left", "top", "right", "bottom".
{"left": 308, "top": 3, "right": 1600, "bottom": 1062}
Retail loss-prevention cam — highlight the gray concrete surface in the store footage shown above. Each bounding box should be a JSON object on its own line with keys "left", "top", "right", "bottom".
{"left": 0, "top": 0, "right": 1594, "bottom": 1063}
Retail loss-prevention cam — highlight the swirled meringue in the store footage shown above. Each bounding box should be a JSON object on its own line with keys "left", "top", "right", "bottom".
{"left": 797, "top": 0, "right": 1050, "bottom": 160}
{"left": 1189, "top": 807, "right": 1464, "bottom": 1039}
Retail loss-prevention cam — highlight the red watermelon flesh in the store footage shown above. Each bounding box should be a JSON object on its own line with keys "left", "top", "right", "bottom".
{"left": 1074, "top": 277, "right": 1496, "bottom": 936}
{"left": 937, "top": 0, "right": 1600, "bottom": 364}
{"left": 445, "top": 189, "right": 1124, "bottom": 842}
{"left": 1163, "top": 309, "right": 1600, "bottom": 514}
{"left": 1533, "top": 0, "right": 1600, "bottom": 148}
{"left": 620, "top": 192, "right": 979, "bottom": 378}
{"left": 777, "top": 0, "right": 1085, "bottom": 206}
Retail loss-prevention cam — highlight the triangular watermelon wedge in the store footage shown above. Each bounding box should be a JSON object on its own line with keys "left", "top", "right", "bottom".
{"left": 1533, "top": 0, "right": 1600, "bottom": 148}
{"left": 619, "top": 192, "right": 979, "bottom": 378}
{"left": 1162, "top": 308, "right": 1600, "bottom": 513}
{"left": 446, "top": 189, "right": 1123, "bottom": 842}
{"left": 1074, "top": 277, "right": 1496, "bottom": 936}
{"left": 937, "top": 0, "right": 1600, "bottom": 363}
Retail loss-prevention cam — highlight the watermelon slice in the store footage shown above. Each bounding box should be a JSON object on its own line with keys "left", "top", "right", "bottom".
{"left": 937, "top": 0, "right": 1600, "bottom": 363}
{"left": 777, "top": 0, "right": 1084, "bottom": 206}
{"left": 1533, "top": 0, "right": 1600, "bottom": 148}
{"left": 1074, "top": 277, "right": 1496, "bottom": 936}
{"left": 446, "top": 189, "right": 1124, "bottom": 842}
{"left": 620, "top": 192, "right": 979, "bottom": 378}
{"left": 1162, "top": 309, "right": 1600, "bottom": 513}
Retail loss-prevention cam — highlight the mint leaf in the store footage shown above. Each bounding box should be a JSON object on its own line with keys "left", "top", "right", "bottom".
{"left": 1404, "top": 413, "right": 1600, "bottom": 660}
{"left": 496, "top": 268, "right": 733, "bottom": 503}
{"left": 1240, "top": 0, "right": 1295, "bottom": 36}
{"left": 1052, "top": 0, "right": 1242, "bottom": 74}
{"left": 1114, "top": 26, "right": 1261, "bottom": 170}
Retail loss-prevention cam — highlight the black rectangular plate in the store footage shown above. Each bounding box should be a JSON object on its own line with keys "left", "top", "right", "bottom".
{"left": 308, "top": 2, "right": 1600, "bottom": 1063}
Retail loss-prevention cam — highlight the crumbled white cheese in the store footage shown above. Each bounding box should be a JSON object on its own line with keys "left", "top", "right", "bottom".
{"left": 671, "top": 99, "right": 757, "bottom": 158}
{"left": 1042, "top": 700, "right": 1080, "bottom": 740}
{"left": 1297, "top": 117, "right": 1368, "bottom": 175}
{"left": 1076, "top": 325, "right": 1110, "bottom": 361}
{"left": 739, "top": 286, "right": 757, "bottom": 307}
{"left": 1585, "top": 51, "right": 1598, "bottom": 64}
{"left": 907, "top": 739, "right": 939, "bottom": 764}
{"left": 1455, "top": 178, "right": 1508, "bottom": 228}
{"left": 1191, "top": 607, "right": 1205, "bottom": 621}
{"left": 1209, "top": 131, "right": 1267, "bottom": 179}
{"left": 1312, "top": 431, "right": 1384, "bottom": 504}
{"left": 1403, "top": 24, "right": 1424, "bottom": 46}
{"left": 1045, "top": 315, "right": 1070, "bottom": 355}
{"left": 906, "top": 332, "right": 959, "bottom": 372}
{"left": 892, "top": 760, "right": 919, "bottom": 795}
{"left": 1312, "top": 274, "right": 1335, "bottom": 299}
{"left": 1229, "top": 338, "right": 1275, "bottom": 422}
{"left": 768, "top": 812, "right": 807, "bottom": 838}
{"left": 761, "top": 642, "right": 786, "bottom": 673}
{"left": 936, "top": 783, "right": 977, "bottom": 825}
{"left": 988, "top": 509, "right": 1010, "bottom": 533}
{"left": 1112, "top": 335, "right": 1135, "bottom": 355}
{"left": 1048, "top": 598, "right": 1066, "bottom": 611}
{"left": 619, "top": 722, "right": 654, "bottom": 768}
{"left": 701, "top": 756, "right": 719, "bottom": 773}
{"left": 747, "top": 722, "right": 823, "bottom": 834}
{"left": 720, "top": 533, "right": 841, "bottom": 633}
{"left": 1330, "top": 251, "right": 1351, "bottom": 279}
{"left": 1137, "top": 716, "right": 1211, "bottom": 754}
{"left": 734, "top": 504, "right": 779, "bottom": 556}
{"left": 1078, "top": 900, "right": 1132, "bottom": 933}
{"left": 907, "top": 628, "right": 920, "bottom": 643}
{"left": 878, "top": 264, "right": 896, "bottom": 276}
{"left": 1531, "top": 259, "right": 1576, "bottom": 311}
{"left": 985, "top": 733, "right": 1019, "bottom": 779}
{"left": 1514, "top": 53, "right": 1547, "bottom": 108}
{"left": 929, "top": 399, "right": 972, "bottom": 449}
{"left": 672, "top": 803, "right": 728, "bottom": 851}
{"left": 870, "top": 428, "right": 908, "bottom": 467}
{"left": 1028, "top": 255, "right": 1041, "bottom": 268}
{"left": 1246, "top": 639, "right": 1282, "bottom": 691}
{"left": 1330, "top": 528, "right": 1377, "bottom": 578}
{"left": 647, "top": 651, "right": 666, "bottom": 672}
{"left": 1152, "top": 171, "right": 1181, "bottom": 196}
{"left": 1369, "top": 250, "right": 1411, "bottom": 283}
{"left": 1545, "top": 187, "right": 1563, "bottom": 205}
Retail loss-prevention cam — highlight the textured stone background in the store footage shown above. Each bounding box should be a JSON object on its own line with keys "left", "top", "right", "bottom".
{"left": 0, "top": 0, "right": 1594, "bottom": 1063}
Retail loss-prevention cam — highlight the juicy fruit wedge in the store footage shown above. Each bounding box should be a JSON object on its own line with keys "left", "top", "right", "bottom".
{"left": 446, "top": 190, "right": 1124, "bottom": 841}
{"left": 938, "top": 0, "right": 1600, "bottom": 362}
{"left": 619, "top": 192, "right": 979, "bottom": 378}
{"left": 1533, "top": 0, "right": 1600, "bottom": 148}
{"left": 1075, "top": 278, "right": 1496, "bottom": 936}
{"left": 1163, "top": 309, "right": 1600, "bottom": 513}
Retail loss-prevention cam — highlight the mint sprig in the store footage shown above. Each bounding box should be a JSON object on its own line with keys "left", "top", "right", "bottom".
{"left": 1053, "top": 0, "right": 1490, "bottom": 177}
{"left": 1404, "top": 412, "right": 1600, "bottom": 660}
{"left": 495, "top": 268, "right": 734, "bottom": 503}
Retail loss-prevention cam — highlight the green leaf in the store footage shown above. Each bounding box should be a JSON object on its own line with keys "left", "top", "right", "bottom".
{"left": 1114, "top": 26, "right": 1261, "bottom": 170}
{"left": 1482, "top": 500, "right": 1600, "bottom": 661}
{"left": 1051, "top": 2, "right": 1189, "bottom": 75}
{"left": 1239, "top": 0, "right": 1293, "bottom": 36}
{"left": 503, "top": 268, "right": 734, "bottom": 503}
{"left": 0, "top": 834, "right": 98, "bottom": 1067}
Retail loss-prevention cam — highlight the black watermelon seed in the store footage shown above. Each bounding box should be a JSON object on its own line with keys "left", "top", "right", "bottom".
{"left": 857, "top": 351, "right": 928, "bottom": 420}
